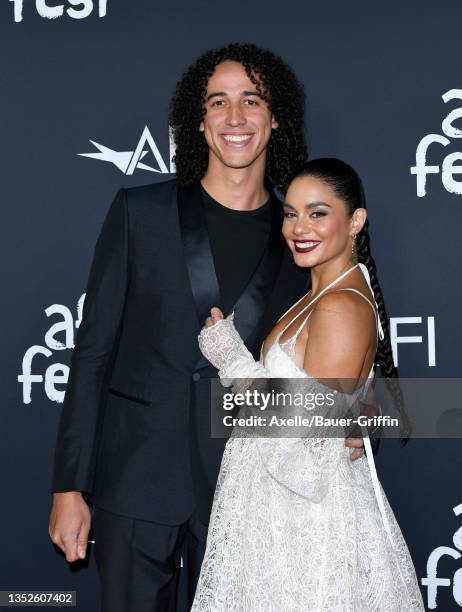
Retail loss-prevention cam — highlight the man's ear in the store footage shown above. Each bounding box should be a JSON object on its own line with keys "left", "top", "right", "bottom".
{"left": 199, "top": 121, "right": 205, "bottom": 132}
{"left": 271, "top": 115, "right": 279, "bottom": 129}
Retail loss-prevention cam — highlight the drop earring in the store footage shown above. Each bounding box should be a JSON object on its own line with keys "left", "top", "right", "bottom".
{"left": 351, "top": 234, "right": 357, "bottom": 263}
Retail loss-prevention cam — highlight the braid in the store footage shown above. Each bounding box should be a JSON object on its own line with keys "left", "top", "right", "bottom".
{"left": 356, "top": 222, "right": 411, "bottom": 445}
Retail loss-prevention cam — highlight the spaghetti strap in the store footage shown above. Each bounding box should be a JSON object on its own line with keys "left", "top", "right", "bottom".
{"left": 276, "top": 290, "right": 310, "bottom": 324}
{"left": 278, "top": 263, "right": 361, "bottom": 340}
{"left": 336, "top": 288, "right": 380, "bottom": 342}
{"left": 336, "top": 287, "right": 375, "bottom": 312}
{"left": 291, "top": 286, "right": 379, "bottom": 341}
{"left": 278, "top": 262, "right": 385, "bottom": 345}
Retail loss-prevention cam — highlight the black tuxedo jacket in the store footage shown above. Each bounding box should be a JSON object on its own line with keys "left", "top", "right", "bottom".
{"left": 52, "top": 179, "right": 310, "bottom": 525}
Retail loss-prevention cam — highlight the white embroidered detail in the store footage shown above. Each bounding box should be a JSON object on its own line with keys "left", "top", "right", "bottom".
{"left": 193, "top": 317, "right": 424, "bottom": 611}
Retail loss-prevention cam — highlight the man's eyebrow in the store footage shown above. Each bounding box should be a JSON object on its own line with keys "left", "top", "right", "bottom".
{"left": 206, "top": 92, "right": 226, "bottom": 101}
{"left": 206, "top": 90, "right": 262, "bottom": 101}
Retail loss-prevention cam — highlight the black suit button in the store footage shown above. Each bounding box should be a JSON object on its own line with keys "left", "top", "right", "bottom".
{"left": 192, "top": 373, "right": 201, "bottom": 382}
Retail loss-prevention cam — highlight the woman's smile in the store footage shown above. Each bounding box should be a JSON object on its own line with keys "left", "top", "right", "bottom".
{"left": 293, "top": 240, "right": 321, "bottom": 253}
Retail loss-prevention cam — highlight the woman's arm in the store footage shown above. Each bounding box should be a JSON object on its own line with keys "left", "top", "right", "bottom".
{"left": 303, "top": 290, "right": 376, "bottom": 388}
{"left": 198, "top": 311, "right": 268, "bottom": 391}
{"left": 198, "top": 306, "right": 365, "bottom": 502}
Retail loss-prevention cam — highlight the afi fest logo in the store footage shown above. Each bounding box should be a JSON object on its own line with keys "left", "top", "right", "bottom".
{"left": 422, "top": 502, "right": 462, "bottom": 608}
{"left": 18, "top": 305, "right": 435, "bottom": 404}
{"left": 390, "top": 316, "right": 435, "bottom": 367}
{"left": 411, "top": 89, "right": 462, "bottom": 197}
{"left": 10, "top": 0, "right": 107, "bottom": 22}
{"left": 79, "top": 126, "right": 176, "bottom": 175}
{"left": 18, "top": 296, "right": 85, "bottom": 404}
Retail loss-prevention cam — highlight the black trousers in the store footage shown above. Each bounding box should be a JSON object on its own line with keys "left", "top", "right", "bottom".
{"left": 92, "top": 505, "right": 208, "bottom": 612}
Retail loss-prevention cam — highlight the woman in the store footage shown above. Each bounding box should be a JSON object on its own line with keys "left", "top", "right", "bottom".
{"left": 191, "top": 158, "right": 424, "bottom": 611}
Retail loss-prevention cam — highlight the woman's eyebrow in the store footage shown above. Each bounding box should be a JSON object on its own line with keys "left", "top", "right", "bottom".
{"left": 283, "top": 201, "right": 332, "bottom": 209}
{"left": 306, "top": 201, "right": 332, "bottom": 208}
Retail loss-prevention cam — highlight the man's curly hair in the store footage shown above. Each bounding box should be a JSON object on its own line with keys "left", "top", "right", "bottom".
{"left": 169, "top": 42, "right": 307, "bottom": 191}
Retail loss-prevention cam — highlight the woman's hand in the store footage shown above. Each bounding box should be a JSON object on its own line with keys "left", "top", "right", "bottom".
{"left": 202, "top": 307, "right": 234, "bottom": 331}
{"left": 198, "top": 308, "right": 242, "bottom": 372}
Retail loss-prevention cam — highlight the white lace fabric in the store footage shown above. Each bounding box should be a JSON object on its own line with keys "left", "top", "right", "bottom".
{"left": 198, "top": 319, "right": 267, "bottom": 391}
{"left": 193, "top": 317, "right": 424, "bottom": 611}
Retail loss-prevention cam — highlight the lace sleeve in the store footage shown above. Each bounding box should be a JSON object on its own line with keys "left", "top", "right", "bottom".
{"left": 257, "top": 437, "right": 346, "bottom": 502}
{"left": 198, "top": 319, "right": 267, "bottom": 391}
{"left": 256, "top": 373, "right": 361, "bottom": 502}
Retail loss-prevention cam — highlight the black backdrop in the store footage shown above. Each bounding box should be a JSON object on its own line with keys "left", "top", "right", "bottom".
{"left": 2, "top": 1, "right": 462, "bottom": 610}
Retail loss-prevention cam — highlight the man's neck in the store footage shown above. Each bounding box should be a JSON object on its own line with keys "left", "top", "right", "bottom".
{"left": 200, "top": 159, "right": 269, "bottom": 212}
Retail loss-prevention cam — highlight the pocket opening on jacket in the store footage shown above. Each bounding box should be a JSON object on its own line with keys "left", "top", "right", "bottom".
{"left": 108, "top": 387, "right": 151, "bottom": 406}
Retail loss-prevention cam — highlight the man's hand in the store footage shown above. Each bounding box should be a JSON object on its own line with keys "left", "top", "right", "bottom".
{"left": 49, "top": 492, "right": 91, "bottom": 562}
{"left": 345, "top": 436, "right": 364, "bottom": 461}
{"left": 344, "top": 384, "right": 381, "bottom": 460}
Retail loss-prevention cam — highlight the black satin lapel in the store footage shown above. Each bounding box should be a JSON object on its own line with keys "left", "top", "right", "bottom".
{"left": 177, "top": 182, "right": 221, "bottom": 326}
{"left": 230, "top": 190, "right": 285, "bottom": 344}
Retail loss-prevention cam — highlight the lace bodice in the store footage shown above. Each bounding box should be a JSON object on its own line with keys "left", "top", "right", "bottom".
{"left": 279, "top": 332, "right": 297, "bottom": 358}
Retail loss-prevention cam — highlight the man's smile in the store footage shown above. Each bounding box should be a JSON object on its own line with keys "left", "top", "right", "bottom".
{"left": 220, "top": 132, "right": 255, "bottom": 148}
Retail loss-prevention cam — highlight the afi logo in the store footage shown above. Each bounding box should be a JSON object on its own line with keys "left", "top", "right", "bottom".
{"left": 421, "top": 502, "right": 462, "bottom": 608}
{"left": 411, "top": 89, "right": 462, "bottom": 197}
{"left": 390, "top": 316, "right": 436, "bottom": 367}
{"left": 79, "top": 126, "right": 176, "bottom": 175}
{"left": 10, "top": 0, "right": 107, "bottom": 22}
{"left": 18, "top": 295, "right": 85, "bottom": 404}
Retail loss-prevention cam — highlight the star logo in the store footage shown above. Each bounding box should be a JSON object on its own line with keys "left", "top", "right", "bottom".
{"left": 78, "top": 126, "right": 175, "bottom": 175}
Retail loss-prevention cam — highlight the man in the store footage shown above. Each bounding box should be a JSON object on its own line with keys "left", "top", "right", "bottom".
{"left": 49, "top": 43, "right": 365, "bottom": 611}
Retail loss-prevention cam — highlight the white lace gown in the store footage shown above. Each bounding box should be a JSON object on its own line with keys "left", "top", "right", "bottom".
{"left": 191, "top": 265, "right": 424, "bottom": 612}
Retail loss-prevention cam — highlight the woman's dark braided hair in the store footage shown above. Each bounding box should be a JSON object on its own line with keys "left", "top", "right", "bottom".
{"left": 169, "top": 42, "right": 307, "bottom": 191}
{"left": 292, "top": 158, "right": 411, "bottom": 445}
